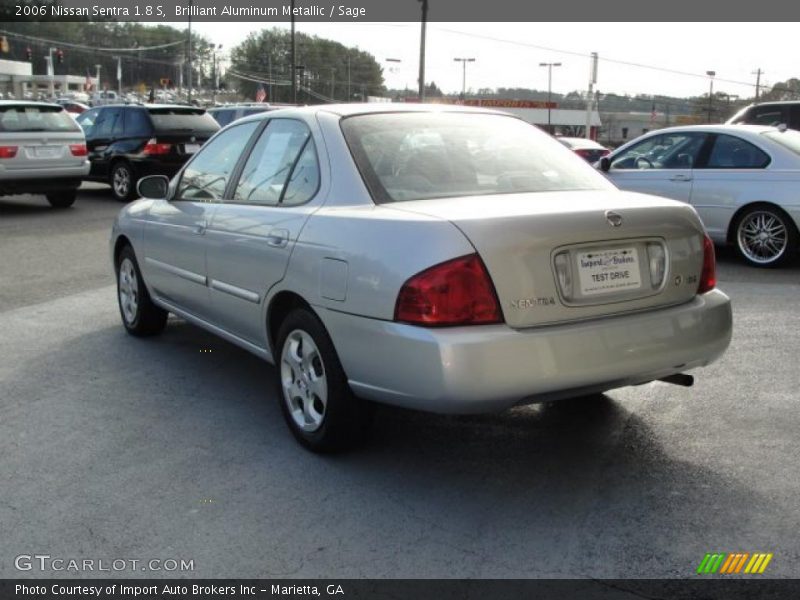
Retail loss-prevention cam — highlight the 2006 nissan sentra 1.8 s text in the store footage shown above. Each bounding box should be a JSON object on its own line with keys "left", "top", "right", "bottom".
{"left": 110, "top": 104, "right": 733, "bottom": 452}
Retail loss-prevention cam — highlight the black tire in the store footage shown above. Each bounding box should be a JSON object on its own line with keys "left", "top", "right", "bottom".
{"left": 46, "top": 190, "right": 76, "bottom": 208}
{"left": 733, "top": 204, "right": 799, "bottom": 268}
{"left": 110, "top": 161, "right": 136, "bottom": 203}
{"left": 116, "top": 245, "right": 168, "bottom": 336}
{"left": 275, "top": 308, "right": 372, "bottom": 453}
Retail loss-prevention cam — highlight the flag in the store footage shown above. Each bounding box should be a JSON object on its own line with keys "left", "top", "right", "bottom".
{"left": 650, "top": 100, "right": 657, "bottom": 123}
{"left": 84, "top": 69, "right": 93, "bottom": 92}
{"left": 255, "top": 84, "right": 267, "bottom": 103}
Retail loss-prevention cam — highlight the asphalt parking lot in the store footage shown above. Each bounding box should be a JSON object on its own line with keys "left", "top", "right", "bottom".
{"left": 1, "top": 186, "right": 799, "bottom": 579}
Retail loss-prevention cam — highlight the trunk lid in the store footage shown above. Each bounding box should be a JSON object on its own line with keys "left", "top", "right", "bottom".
{"left": 386, "top": 190, "right": 708, "bottom": 328}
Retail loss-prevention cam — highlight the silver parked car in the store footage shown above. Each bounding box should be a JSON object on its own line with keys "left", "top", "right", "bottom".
{"left": 599, "top": 124, "right": 800, "bottom": 267}
{"left": 111, "top": 105, "right": 732, "bottom": 452}
{"left": 0, "top": 101, "right": 90, "bottom": 208}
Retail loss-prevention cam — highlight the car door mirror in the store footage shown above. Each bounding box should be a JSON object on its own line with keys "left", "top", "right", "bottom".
{"left": 137, "top": 175, "right": 169, "bottom": 200}
{"left": 599, "top": 156, "right": 611, "bottom": 172}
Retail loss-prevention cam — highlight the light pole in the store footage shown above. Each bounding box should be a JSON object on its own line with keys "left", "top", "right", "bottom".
{"left": 453, "top": 57, "right": 475, "bottom": 100}
{"left": 539, "top": 62, "right": 562, "bottom": 134}
{"left": 706, "top": 70, "right": 716, "bottom": 123}
{"left": 187, "top": 0, "right": 193, "bottom": 103}
{"left": 95, "top": 64, "right": 101, "bottom": 99}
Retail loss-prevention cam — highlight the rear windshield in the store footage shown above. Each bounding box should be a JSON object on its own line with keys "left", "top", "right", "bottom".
{"left": 0, "top": 105, "right": 80, "bottom": 133}
{"left": 147, "top": 108, "right": 219, "bottom": 134}
{"left": 341, "top": 112, "right": 612, "bottom": 203}
{"left": 762, "top": 129, "right": 800, "bottom": 155}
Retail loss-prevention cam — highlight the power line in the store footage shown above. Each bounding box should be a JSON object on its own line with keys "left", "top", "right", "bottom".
{"left": 0, "top": 29, "right": 185, "bottom": 53}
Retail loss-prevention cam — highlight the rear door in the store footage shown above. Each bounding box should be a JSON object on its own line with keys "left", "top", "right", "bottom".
{"left": 606, "top": 131, "right": 709, "bottom": 202}
{"left": 204, "top": 118, "right": 322, "bottom": 345}
{"left": 688, "top": 133, "right": 772, "bottom": 239}
{"left": 143, "top": 121, "right": 260, "bottom": 318}
{"left": 88, "top": 106, "right": 123, "bottom": 178}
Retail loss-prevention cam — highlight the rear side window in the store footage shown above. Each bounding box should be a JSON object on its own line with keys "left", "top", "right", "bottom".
{"left": 789, "top": 105, "right": 800, "bottom": 130}
{"left": 95, "top": 108, "right": 123, "bottom": 137}
{"left": 123, "top": 108, "right": 152, "bottom": 137}
{"left": 177, "top": 121, "right": 259, "bottom": 202}
{"left": 705, "top": 135, "right": 770, "bottom": 169}
{"left": 232, "top": 119, "right": 315, "bottom": 206}
{"left": 148, "top": 108, "right": 219, "bottom": 134}
{"left": 0, "top": 105, "right": 80, "bottom": 133}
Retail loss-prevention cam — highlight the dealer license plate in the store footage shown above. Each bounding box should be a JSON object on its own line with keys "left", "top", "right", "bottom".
{"left": 577, "top": 247, "right": 642, "bottom": 296}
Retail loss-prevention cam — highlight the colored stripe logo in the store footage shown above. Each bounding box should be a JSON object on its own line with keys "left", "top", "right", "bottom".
{"left": 697, "top": 552, "right": 773, "bottom": 574}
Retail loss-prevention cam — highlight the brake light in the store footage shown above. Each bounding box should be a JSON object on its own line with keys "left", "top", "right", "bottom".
{"left": 395, "top": 254, "right": 502, "bottom": 326}
{"left": 0, "top": 145, "right": 18, "bottom": 159}
{"left": 69, "top": 143, "right": 87, "bottom": 156}
{"left": 697, "top": 234, "right": 716, "bottom": 294}
{"left": 143, "top": 138, "right": 171, "bottom": 155}
{"left": 575, "top": 149, "right": 592, "bottom": 159}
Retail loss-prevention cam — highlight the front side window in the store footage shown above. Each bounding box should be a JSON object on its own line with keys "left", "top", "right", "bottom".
{"left": 176, "top": 121, "right": 259, "bottom": 202}
{"left": 341, "top": 112, "right": 611, "bottom": 203}
{"left": 232, "top": 119, "right": 316, "bottom": 206}
{"left": 611, "top": 132, "right": 707, "bottom": 170}
{"left": 705, "top": 134, "right": 770, "bottom": 169}
{"left": 76, "top": 108, "right": 99, "bottom": 136}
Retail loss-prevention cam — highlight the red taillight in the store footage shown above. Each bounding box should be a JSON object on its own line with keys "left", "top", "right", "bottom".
{"left": 600, "top": 149, "right": 610, "bottom": 157}
{"left": 143, "top": 138, "right": 171, "bottom": 156}
{"left": 0, "top": 145, "right": 18, "bottom": 159}
{"left": 697, "top": 234, "right": 716, "bottom": 294}
{"left": 574, "top": 149, "right": 591, "bottom": 159}
{"left": 69, "top": 143, "right": 87, "bottom": 157}
{"left": 395, "top": 254, "right": 502, "bottom": 326}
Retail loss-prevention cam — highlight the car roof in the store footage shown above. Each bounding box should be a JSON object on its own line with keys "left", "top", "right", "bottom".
{"left": 93, "top": 103, "right": 206, "bottom": 111}
{"left": 233, "top": 102, "right": 513, "bottom": 125}
{"left": 0, "top": 100, "right": 63, "bottom": 109}
{"left": 558, "top": 136, "right": 606, "bottom": 148}
{"left": 739, "top": 100, "right": 800, "bottom": 107}
{"left": 634, "top": 123, "right": 779, "bottom": 135}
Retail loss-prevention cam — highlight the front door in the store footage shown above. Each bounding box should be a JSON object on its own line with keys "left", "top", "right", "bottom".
{"left": 607, "top": 131, "right": 709, "bottom": 203}
{"left": 142, "top": 121, "right": 261, "bottom": 319}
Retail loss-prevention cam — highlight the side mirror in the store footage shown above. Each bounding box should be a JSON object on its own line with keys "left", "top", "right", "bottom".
{"left": 599, "top": 156, "right": 611, "bottom": 172}
{"left": 137, "top": 175, "right": 169, "bottom": 200}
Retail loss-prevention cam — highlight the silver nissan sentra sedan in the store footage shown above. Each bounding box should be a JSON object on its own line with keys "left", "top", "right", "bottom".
{"left": 110, "top": 104, "right": 732, "bottom": 452}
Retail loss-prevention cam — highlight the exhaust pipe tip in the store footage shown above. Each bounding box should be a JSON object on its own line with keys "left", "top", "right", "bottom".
{"left": 658, "top": 373, "right": 694, "bottom": 387}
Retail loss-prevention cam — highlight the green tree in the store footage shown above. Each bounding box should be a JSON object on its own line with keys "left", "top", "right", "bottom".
{"left": 759, "top": 78, "right": 800, "bottom": 102}
{"left": 229, "top": 28, "right": 384, "bottom": 104}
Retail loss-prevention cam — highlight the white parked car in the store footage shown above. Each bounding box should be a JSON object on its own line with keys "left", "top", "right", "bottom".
{"left": 111, "top": 105, "right": 732, "bottom": 451}
{"left": 599, "top": 124, "right": 800, "bottom": 266}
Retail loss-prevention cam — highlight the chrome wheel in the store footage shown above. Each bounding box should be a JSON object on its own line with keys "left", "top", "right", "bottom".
{"left": 112, "top": 165, "right": 131, "bottom": 198}
{"left": 737, "top": 210, "right": 788, "bottom": 265}
{"left": 280, "top": 329, "right": 328, "bottom": 432}
{"left": 118, "top": 257, "right": 139, "bottom": 324}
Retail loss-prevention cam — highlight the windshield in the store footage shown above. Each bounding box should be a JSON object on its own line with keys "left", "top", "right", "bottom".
{"left": 341, "top": 112, "right": 612, "bottom": 203}
{"left": 147, "top": 108, "right": 219, "bottom": 134}
{"left": 0, "top": 105, "right": 80, "bottom": 133}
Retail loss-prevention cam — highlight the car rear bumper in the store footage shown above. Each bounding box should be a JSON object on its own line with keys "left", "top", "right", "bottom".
{"left": 128, "top": 157, "right": 188, "bottom": 179}
{"left": 0, "top": 166, "right": 88, "bottom": 195}
{"left": 320, "top": 289, "right": 732, "bottom": 414}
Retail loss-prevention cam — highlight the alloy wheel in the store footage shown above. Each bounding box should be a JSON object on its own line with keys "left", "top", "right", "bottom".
{"left": 737, "top": 210, "right": 788, "bottom": 265}
{"left": 280, "top": 330, "right": 328, "bottom": 432}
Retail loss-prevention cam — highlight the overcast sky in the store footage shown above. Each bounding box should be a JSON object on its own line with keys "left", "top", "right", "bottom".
{"left": 184, "top": 22, "right": 794, "bottom": 99}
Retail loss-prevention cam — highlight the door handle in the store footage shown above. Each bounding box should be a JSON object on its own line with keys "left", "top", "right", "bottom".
{"left": 669, "top": 174, "right": 692, "bottom": 182}
{"left": 266, "top": 229, "right": 289, "bottom": 248}
{"left": 191, "top": 220, "right": 208, "bottom": 235}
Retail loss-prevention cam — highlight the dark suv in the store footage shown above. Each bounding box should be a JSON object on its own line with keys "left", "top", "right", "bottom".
{"left": 727, "top": 101, "right": 800, "bottom": 130}
{"left": 76, "top": 104, "right": 220, "bottom": 201}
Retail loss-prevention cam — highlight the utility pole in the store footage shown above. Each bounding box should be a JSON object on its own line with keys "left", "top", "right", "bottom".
{"left": 95, "top": 64, "right": 101, "bottom": 99}
{"left": 453, "top": 57, "right": 475, "bottom": 100}
{"left": 330, "top": 67, "right": 335, "bottom": 100}
{"left": 268, "top": 55, "right": 272, "bottom": 102}
{"left": 418, "top": 0, "right": 428, "bottom": 101}
{"left": 539, "top": 62, "right": 562, "bottom": 134}
{"left": 347, "top": 54, "right": 351, "bottom": 101}
{"left": 187, "top": 0, "right": 193, "bottom": 103}
{"left": 753, "top": 68, "right": 763, "bottom": 102}
{"left": 291, "top": 0, "right": 297, "bottom": 104}
{"left": 585, "top": 52, "right": 598, "bottom": 139}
